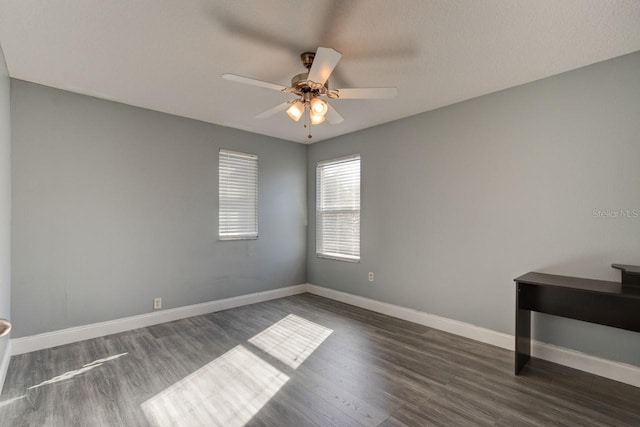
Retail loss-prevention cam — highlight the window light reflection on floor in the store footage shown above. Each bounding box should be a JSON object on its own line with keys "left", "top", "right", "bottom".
{"left": 248, "top": 314, "right": 333, "bottom": 369}
{"left": 27, "top": 352, "right": 128, "bottom": 390}
{"left": 0, "top": 395, "right": 26, "bottom": 408}
{"left": 141, "top": 345, "right": 289, "bottom": 427}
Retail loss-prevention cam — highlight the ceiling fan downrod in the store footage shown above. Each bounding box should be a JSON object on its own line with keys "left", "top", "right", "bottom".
{"left": 301, "top": 52, "right": 315, "bottom": 70}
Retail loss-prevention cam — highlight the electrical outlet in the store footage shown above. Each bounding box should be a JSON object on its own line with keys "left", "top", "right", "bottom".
{"left": 153, "top": 297, "right": 162, "bottom": 310}
{"left": 368, "top": 272, "right": 374, "bottom": 282}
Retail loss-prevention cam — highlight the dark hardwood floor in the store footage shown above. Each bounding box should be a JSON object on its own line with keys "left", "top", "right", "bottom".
{"left": 1, "top": 293, "right": 639, "bottom": 426}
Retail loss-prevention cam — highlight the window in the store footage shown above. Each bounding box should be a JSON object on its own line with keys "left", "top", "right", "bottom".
{"left": 219, "top": 149, "right": 258, "bottom": 240}
{"left": 316, "top": 154, "right": 361, "bottom": 261}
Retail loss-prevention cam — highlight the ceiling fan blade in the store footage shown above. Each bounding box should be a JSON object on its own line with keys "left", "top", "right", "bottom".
{"left": 307, "top": 47, "right": 342, "bottom": 86}
{"left": 326, "top": 104, "right": 344, "bottom": 124}
{"left": 222, "top": 74, "right": 289, "bottom": 92}
{"left": 214, "top": 14, "right": 303, "bottom": 55}
{"left": 255, "top": 102, "right": 291, "bottom": 119}
{"left": 335, "top": 87, "right": 397, "bottom": 99}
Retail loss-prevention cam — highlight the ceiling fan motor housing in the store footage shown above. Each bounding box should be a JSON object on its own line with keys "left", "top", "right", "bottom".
{"left": 291, "top": 52, "right": 340, "bottom": 98}
{"left": 291, "top": 72, "right": 336, "bottom": 99}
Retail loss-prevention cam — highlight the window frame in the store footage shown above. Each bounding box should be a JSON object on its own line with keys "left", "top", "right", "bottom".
{"left": 218, "top": 148, "right": 258, "bottom": 241}
{"left": 316, "top": 154, "right": 361, "bottom": 262}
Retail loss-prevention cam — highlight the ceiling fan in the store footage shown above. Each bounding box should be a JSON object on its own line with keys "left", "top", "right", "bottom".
{"left": 222, "top": 47, "right": 397, "bottom": 139}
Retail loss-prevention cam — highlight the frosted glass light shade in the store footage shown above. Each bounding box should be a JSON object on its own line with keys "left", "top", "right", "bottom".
{"left": 310, "top": 112, "right": 325, "bottom": 125}
{"left": 310, "top": 98, "right": 328, "bottom": 116}
{"left": 286, "top": 101, "right": 305, "bottom": 121}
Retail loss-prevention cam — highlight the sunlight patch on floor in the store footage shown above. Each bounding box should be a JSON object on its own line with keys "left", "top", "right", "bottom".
{"left": 248, "top": 314, "right": 333, "bottom": 369}
{"left": 0, "top": 395, "right": 26, "bottom": 408}
{"left": 27, "top": 352, "right": 128, "bottom": 390}
{"left": 83, "top": 352, "right": 128, "bottom": 367}
{"left": 141, "top": 345, "right": 289, "bottom": 427}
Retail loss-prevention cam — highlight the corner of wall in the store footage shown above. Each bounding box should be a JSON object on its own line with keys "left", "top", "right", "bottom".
{"left": 0, "top": 37, "right": 12, "bottom": 397}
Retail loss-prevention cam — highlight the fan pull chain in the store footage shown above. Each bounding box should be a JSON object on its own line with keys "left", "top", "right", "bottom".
{"left": 303, "top": 102, "right": 308, "bottom": 128}
{"left": 305, "top": 102, "right": 313, "bottom": 139}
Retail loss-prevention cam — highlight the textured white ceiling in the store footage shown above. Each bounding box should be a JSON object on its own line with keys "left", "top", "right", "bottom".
{"left": 0, "top": 0, "right": 639, "bottom": 144}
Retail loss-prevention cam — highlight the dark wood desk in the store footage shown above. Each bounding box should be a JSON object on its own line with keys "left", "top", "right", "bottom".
{"left": 514, "top": 269, "right": 640, "bottom": 374}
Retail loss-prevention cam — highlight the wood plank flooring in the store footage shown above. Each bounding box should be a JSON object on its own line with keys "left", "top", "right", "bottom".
{"left": 1, "top": 293, "right": 639, "bottom": 426}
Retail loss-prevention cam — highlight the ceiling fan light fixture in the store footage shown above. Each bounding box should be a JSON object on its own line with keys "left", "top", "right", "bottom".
{"left": 310, "top": 97, "right": 328, "bottom": 117}
{"left": 286, "top": 100, "right": 305, "bottom": 122}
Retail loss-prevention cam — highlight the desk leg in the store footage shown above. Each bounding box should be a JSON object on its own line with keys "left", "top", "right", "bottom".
{"left": 515, "top": 284, "right": 531, "bottom": 374}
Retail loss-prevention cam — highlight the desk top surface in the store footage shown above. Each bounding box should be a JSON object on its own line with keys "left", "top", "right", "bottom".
{"left": 612, "top": 264, "right": 640, "bottom": 275}
{"left": 514, "top": 272, "right": 640, "bottom": 299}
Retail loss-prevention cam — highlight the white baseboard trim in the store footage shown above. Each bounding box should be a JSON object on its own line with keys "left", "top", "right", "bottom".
{"left": 9, "top": 282, "right": 640, "bottom": 388}
{"left": 306, "top": 284, "right": 513, "bottom": 349}
{"left": 306, "top": 284, "right": 640, "bottom": 388}
{"left": 0, "top": 340, "right": 11, "bottom": 394}
{"left": 11, "top": 284, "right": 307, "bottom": 356}
{"left": 531, "top": 341, "right": 640, "bottom": 387}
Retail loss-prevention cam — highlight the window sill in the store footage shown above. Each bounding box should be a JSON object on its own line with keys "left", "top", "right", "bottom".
{"left": 219, "top": 236, "right": 258, "bottom": 241}
{"left": 316, "top": 253, "right": 360, "bottom": 263}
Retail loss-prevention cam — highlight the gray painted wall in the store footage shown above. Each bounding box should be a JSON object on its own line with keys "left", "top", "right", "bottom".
{"left": 8, "top": 50, "right": 640, "bottom": 369}
{"left": 0, "top": 44, "right": 10, "bottom": 365}
{"left": 307, "top": 52, "right": 640, "bottom": 366}
{"left": 11, "top": 80, "right": 307, "bottom": 337}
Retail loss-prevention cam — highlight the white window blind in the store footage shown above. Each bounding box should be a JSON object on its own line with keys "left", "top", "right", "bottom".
{"left": 316, "top": 154, "right": 360, "bottom": 261}
{"left": 219, "top": 149, "right": 258, "bottom": 240}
